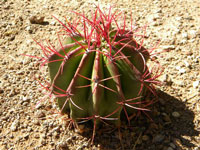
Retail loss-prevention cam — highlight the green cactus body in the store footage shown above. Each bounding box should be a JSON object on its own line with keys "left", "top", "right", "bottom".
{"left": 33, "top": 7, "right": 161, "bottom": 132}
{"left": 48, "top": 30, "right": 149, "bottom": 126}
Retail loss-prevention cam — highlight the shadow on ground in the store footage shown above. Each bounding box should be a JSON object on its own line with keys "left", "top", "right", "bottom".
{"left": 87, "top": 90, "right": 200, "bottom": 150}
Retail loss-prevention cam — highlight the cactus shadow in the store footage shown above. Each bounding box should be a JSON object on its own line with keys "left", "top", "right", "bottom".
{"left": 91, "top": 90, "right": 199, "bottom": 150}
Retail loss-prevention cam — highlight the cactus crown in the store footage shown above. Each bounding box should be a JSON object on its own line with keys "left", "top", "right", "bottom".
{"left": 29, "top": 6, "right": 162, "bottom": 143}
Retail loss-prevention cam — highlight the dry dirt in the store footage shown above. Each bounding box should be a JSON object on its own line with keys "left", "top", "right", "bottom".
{"left": 0, "top": 0, "right": 200, "bottom": 150}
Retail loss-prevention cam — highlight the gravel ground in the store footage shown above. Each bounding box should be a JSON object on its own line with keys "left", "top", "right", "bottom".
{"left": 0, "top": 0, "right": 200, "bottom": 150}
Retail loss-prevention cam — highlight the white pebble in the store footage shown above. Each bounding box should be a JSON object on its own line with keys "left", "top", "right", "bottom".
{"left": 179, "top": 68, "right": 186, "bottom": 74}
{"left": 172, "top": 112, "right": 180, "bottom": 118}
{"left": 183, "top": 60, "right": 190, "bottom": 68}
{"left": 193, "top": 81, "right": 199, "bottom": 88}
{"left": 188, "top": 30, "right": 197, "bottom": 38}
{"left": 182, "top": 32, "right": 188, "bottom": 39}
{"left": 162, "top": 45, "right": 175, "bottom": 50}
{"left": 10, "top": 120, "right": 19, "bottom": 131}
{"left": 26, "top": 26, "right": 31, "bottom": 31}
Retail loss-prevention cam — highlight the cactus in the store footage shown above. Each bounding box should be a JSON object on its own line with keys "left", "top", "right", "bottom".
{"left": 29, "top": 6, "right": 162, "bottom": 142}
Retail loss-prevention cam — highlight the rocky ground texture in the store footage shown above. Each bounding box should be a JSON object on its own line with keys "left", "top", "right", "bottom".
{"left": 0, "top": 0, "right": 200, "bottom": 150}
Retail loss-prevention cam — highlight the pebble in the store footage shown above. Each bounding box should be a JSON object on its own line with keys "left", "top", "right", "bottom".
{"left": 181, "top": 32, "right": 188, "bottom": 39}
{"left": 32, "top": 119, "right": 40, "bottom": 125}
{"left": 153, "top": 134, "right": 165, "bottom": 143}
{"left": 167, "top": 147, "right": 174, "bottom": 150}
{"left": 57, "top": 141, "right": 68, "bottom": 148}
{"left": 160, "top": 74, "right": 168, "bottom": 83}
{"left": 9, "top": 134, "right": 14, "bottom": 139}
{"left": 23, "top": 133, "right": 29, "bottom": 140}
{"left": 40, "top": 139, "right": 46, "bottom": 145}
{"left": 183, "top": 60, "right": 190, "bottom": 68}
{"left": 76, "top": 145, "right": 86, "bottom": 150}
{"left": 26, "top": 26, "right": 32, "bottom": 33}
{"left": 27, "top": 127, "right": 32, "bottom": 132}
{"left": 29, "top": 16, "right": 45, "bottom": 24}
{"left": 162, "top": 45, "right": 175, "bottom": 50}
{"left": 193, "top": 81, "right": 199, "bottom": 88}
{"left": 35, "top": 110, "right": 45, "bottom": 118}
{"left": 66, "top": 137, "right": 73, "bottom": 144}
{"left": 194, "top": 147, "right": 200, "bottom": 150}
{"left": 172, "top": 112, "right": 180, "bottom": 118}
{"left": 179, "top": 68, "right": 186, "bottom": 74}
{"left": 188, "top": 30, "right": 197, "bottom": 38}
{"left": 34, "top": 134, "right": 40, "bottom": 139}
{"left": 175, "top": 66, "right": 186, "bottom": 74}
{"left": 10, "top": 120, "right": 19, "bottom": 132}
{"left": 9, "top": 35, "right": 15, "bottom": 41}
{"left": 53, "top": 131, "right": 59, "bottom": 138}
{"left": 179, "top": 39, "right": 187, "bottom": 44}
{"left": 142, "top": 135, "right": 150, "bottom": 141}
{"left": 169, "top": 143, "right": 176, "bottom": 149}
{"left": 50, "top": 21, "right": 56, "bottom": 25}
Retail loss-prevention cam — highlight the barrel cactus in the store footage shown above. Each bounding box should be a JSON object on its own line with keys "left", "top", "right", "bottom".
{"left": 31, "top": 6, "right": 162, "bottom": 141}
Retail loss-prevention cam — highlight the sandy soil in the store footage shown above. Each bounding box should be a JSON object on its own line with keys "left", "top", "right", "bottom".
{"left": 0, "top": 0, "right": 200, "bottom": 150}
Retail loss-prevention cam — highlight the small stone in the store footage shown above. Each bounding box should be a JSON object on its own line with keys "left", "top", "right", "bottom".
{"left": 5, "top": 30, "right": 16, "bottom": 36}
{"left": 169, "top": 143, "right": 176, "bottom": 149}
{"left": 35, "top": 102, "right": 43, "bottom": 109}
{"left": 167, "top": 147, "right": 174, "bottom": 150}
{"left": 179, "top": 68, "right": 186, "bottom": 74}
{"left": 172, "top": 112, "right": 180, "bottom": 118}
{"left": 40, "top": 139, "right": 46, "bottom": 145}
{"left": 175, "top": 66, "right": 186, "bottom": 74}
{"left": 23, "top": 133, "right": 29, "bottom": 140}
{"left": 182, "top": 32, "right": 188, "bottom": 39}
{"left": 193, "top": 81, "right": 199, "bottom": 88}
{"left": 180, "top": 39, "right": 187, "bottom": 44}
{"left": 183, "top": 60, "right": 190, "bottom": 68}
{"left": 10, "top": 120, "right": 19, "bottom": 131}
{"left": 50, "top": 21, "right": 56, "bottom": 25}
{"left": 162, "top": 45, "right": 175, "bottom": 50}
{"left": 53, "top": 131, "right": 58, "bottom": 138}
{"left": 29, "top": 16, "right": 45, "bottom": 24}
{"left": 194, "top": 147, "right": 200, "bottom": 150}
{"left": 41, "top": 133, "right": 46, "bottom": 139}
{"left": 32, "top": 119, "right": 40, "bottom": 125}
{"left": 173, "top": 79, "right": 184, "bottom": 86}
{"left": 35, "top": 110, "right": 45, "bottom": 118}
{"left": 9, "top": 35, "right": 15, "bottom": 41}
{"left": 52, "top": 126, "right": 60, "bottom": 133}
{"left": 57, "top": 141, "right": 68, "bottom": 148}
{"left": 142, "top": 135, "right": 149, "bottom": 141}
{"left": 23, "top": 102, "right": 28, "bottom": 106}
{"left": 34, "top": 134, "right": 40, "bottom": 139}
{"left": 159, "top": 74, "right": 168, "bottom": 83}
{"left": 188, "top": 30, "right": 197, "bottom": 38}
{"left": 16, "top": 136, "right": 23, "bottom": 142}
{"left": 9, "top": 134, "right": 14, "bottom": 139}
{"left": 76, "top": 145, "right": 86, "bottom": 150}
{"left": 26, "top": 26, "right": 32, "bottom": 32}
{"left": 27, "top": 127, "right": 32, "bottom": 132}
{"left": 153, "top": 134, "right": 165, "bottom": 143}
{"left": 66, "top": 137, "right": 72, "bottom": 144}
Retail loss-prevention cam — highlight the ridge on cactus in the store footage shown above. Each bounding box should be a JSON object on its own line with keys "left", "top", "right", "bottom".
{"left": 27, "top": 6, "right": 162, "bottom": 143}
